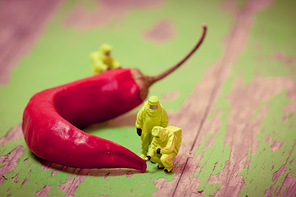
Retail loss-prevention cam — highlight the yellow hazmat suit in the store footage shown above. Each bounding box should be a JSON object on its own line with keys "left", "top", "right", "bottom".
{"left": 147, "top": 126, "right": 182, "bottom": 173}
{"left": 90, "top": 44, "right": 121, "bottom": 74}
{"left": 135, "top": 96, "right": 168, "bottom": 159}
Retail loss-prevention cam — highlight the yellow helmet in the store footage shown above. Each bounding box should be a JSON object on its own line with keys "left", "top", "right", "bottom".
{"left": 100, "top": 44, "right": 112, "bottom": 53}
{"left": 152, "top": 126, "right": 167, "bottom": 142}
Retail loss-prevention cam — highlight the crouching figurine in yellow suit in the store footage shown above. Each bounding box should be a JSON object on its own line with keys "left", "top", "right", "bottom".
{"left": 135, "top": 96, "right": 168, "bottom": 160}
{"left": 145, "top": 126, "right": 182, "bottom": 173}
{"left": 90, "top": 44, "right": 121, "bottom": 74}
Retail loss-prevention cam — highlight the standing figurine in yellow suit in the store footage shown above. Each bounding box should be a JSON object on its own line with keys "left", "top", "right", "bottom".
{"left": 90, "top": 44, "right": 121, "bottom": 74}
{"left": 135, "top": 96, "right": 168, "bottom": 160}
{"left": 146, "top": 126, "right": 182, "bottom": 173}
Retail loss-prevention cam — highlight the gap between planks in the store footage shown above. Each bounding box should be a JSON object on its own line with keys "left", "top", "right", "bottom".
{"left": 170, "top": 0, "right": 271, "bottom": 196}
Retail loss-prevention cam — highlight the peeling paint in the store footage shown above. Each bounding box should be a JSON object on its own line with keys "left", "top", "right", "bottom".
{"left": 57, "top": 169, "right": 90, "bottom": 196}
{"left": 0, "top": 124, "right": 23, "bottom": 146}
{"left": 194, "top": 120, "right": 231, "bottom": 193}
{"left": 238, "top": 92, "right": 296, "bottom": 196}
{"left": 0, "top": 146, "right": 24, "bottom": 185}
{"left": 21, "top": 177, "right": 30, "bottom": 187}
{"left": 264, "top": 134, "right": 284, "bottom": 153}
{"left": 35, "top": 185, "right": 52, "bottom": 197}
{"left": 126, "top": 171, "right": 134, "bottom": 178}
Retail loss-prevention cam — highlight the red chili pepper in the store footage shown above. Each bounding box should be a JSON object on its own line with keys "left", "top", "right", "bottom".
{"left": 22, "top": 25, "right": 207, "bottom": 173}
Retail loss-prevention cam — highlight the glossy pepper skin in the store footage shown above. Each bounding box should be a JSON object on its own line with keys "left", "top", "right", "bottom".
{"left": 22, "top": 68, "right": 147, "bottom": 172}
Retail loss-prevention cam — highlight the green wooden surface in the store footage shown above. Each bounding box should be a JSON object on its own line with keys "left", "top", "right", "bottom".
{"left": 0, "top": 0, "right": 295, "bottom": 196}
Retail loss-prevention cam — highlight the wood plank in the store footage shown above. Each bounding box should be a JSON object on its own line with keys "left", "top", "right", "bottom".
{"left": 170, "top": 0, "right": 296, "bottom": 196}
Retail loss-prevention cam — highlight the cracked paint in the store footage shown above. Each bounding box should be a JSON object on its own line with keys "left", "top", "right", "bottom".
{"left": 57, "top": 169, "right": 90, "bottom": 196}
{"left": 194, "top": 120, "right": 231, "bottom": 192}
{"left": 0, "top": 124, "right": 23, "bottom": 146}
{"left": 0, "top": 146, "right": 24, "bottom": 185}
{"left": 239, "top": 92, "right": 296, "bottom": 196}
{"left": 203, "top": 0, "right": 296, "bottom": 196}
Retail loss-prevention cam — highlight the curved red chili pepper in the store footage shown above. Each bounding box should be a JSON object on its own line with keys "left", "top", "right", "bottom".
{"left": 22, "top": 25, "right": 207, "bottom": 173}
{"left": 22, "top": 69, "right": 147, "bottom": 172}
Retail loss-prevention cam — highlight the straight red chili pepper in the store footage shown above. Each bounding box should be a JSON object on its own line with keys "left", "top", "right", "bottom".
{"left": 22, "top": 25, "right": 207, "bottom": 173}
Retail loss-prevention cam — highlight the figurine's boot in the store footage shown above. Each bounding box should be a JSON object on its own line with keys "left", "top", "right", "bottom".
{"left": 164, "top": 161, "right": 174, "bottom": 173}
{"left": 160, "top": 154, "right": 175, "bottom": 173}
{"left": 164, "top": 168, "right": 173, "bottom": 173}
{"left": 157, "top": 163, "right": 164, "bottom": 169}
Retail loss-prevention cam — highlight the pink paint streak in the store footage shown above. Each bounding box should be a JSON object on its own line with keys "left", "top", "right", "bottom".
{"left": 280, "top": 172, "right": 296, "bottom": 196}
{"left": 271, "top": 51, "right": 295, "bottom": 67}
{"left": 104, "top": 172, "right": 110, "bottom": 179}
{"left": 286, "top": 58, "right": 295, "bottom": 67}
{"left": 144, "top": 20, "right": 175, "bottom": 43}
{"left": 266, "top": 142, "right": 296, "bottom": 196}
{"left": 12, "top": 173, "right": 19, "bottom": 183}
{"left": 161, "top": 90, "right": 180, "bottom": 101}
{"left": 265, "top": 134, "right": 284, "bottom": 153}
{"left": 126, "top": 171, "right": 134, "bottom": 178}
{"left": 0, "top": 124, "right": 23, "bottom": 146}
{"left": 57, "top": 168, "right": 90, "bottom": 196}
{"left": 271, "top": 51, "right": 295, "bottom": 76}
{"left": 272, "top": 165, "right": 286, "bottom": 182}
{"left": 64, "top": 0, "right": 164, "bottom": 30}
{"left": 283, "top": 82, "right": 296, "bottom": 114}
{"left": 21, "top": 177, "right": 30, "bottom": 187}
{"left": 271, "top": 52, "right": 285, "bottom": 61}
{"left": 221, "top": 0, "right": 240, "bottom": 14}
{"left": 36, "top": 185, "right": 52, "bottom": 197}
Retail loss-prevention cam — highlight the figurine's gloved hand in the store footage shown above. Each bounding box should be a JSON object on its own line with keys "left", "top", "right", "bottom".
{"left": 136, "top": 128, "right": 142, "bottom": 136}
{"left": 157, "top": 148, "right": 161, "bottom": 154}
{"left": 145, "top": 156, "right": 151, "bottom": 161}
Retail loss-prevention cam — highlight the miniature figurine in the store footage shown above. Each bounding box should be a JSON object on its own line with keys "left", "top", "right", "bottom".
{"left": 90, "top": 44, "right": 121, "bottom": 74}
{"left": 135, "top": 95, "right": 168, "bottom": 160}
{"left": 145, "top": 126, "right": 182, "bottom": 173}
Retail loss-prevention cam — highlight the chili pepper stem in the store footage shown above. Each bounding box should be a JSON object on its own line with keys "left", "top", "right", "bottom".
{"left": 147, "top": 24, "right": 207, "bottom": 87}
{"left": 132, "top": 24, "right": 207, "bottom": 100}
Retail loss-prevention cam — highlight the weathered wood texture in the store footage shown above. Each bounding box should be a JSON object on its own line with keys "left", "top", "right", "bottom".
{"left": 154, "top": 0, "right": 296, "bottom": 196}
{"left": 0, "top": 0, "right": 60, "bottom": 84}
{"left": 0, "top": 0, "right": 295, "bottom": 196}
